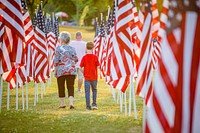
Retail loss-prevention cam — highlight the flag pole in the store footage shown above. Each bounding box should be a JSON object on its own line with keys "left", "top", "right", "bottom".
{"left": 129, "top": 75, "right": 133, "bottom": 116}
{"left": 124, "top": 91, "right": 127, "bottom": 115}
{"left": 120, "top": 91, "right": 123, "bottom": 112}
{"left": 108, "top": 84, "right": 111, "bottom": 92}
{"left": 117, "top": 89, "right": 120, "bottom": 104}
{"left": 44, "top": 79, "right": 46, "bottom": 95}
{"left": 100, "top": 13, "right": 103, "bottom": 22}
{"left": 107, "top": 6, "right": 110, "bottom": 17}
{"left": 41, "top": 81, "right": 44, "bottom": 99}
{"left": 22, "top": 83, "right": 25, "bottom": 110}
{"left": 16, "top": 68, "right": 19, "bottom": 110}
{"left": 7, "top": 83, "right": 10, "bottom": 110}
{"left": 26, "top": 81, "right": 28, "bottom": 110}
{"left": 112, "top": 87, "right": 116, "bottom": 102}
{"left": 0, "top": 77, "right": 3, "bottom": 112}
{"left": 34, "top": 82, "right": 38, "bottom": 106}
{"left": 48, "top": 51, "right": 52, "bottom": 87}
{"left": 133, "top": 80, "right": 137, "bottom": 119}
{"left": 36, "top": 82, "right": 38, "bottom": 102}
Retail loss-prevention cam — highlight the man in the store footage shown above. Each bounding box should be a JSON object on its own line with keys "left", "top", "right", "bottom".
{"left": 70, "top": 32, "right": 86, "bottom": 93}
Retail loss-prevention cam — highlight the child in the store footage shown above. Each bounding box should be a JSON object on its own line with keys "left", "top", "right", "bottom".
{"left": 80, "top": 42, "right": 99, "bottom": 110}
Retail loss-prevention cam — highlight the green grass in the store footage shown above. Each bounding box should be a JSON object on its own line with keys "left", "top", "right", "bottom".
{"left": 0, "top": 26, "right": 143, "bottom": 133}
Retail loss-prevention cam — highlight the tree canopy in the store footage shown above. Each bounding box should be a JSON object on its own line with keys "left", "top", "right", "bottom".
{"left": 27, "top": 0, "right": 163, "bottom": 26}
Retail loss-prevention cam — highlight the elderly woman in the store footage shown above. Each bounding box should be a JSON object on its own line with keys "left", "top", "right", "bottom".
{"left": 54, "top": 31, "right": 78, "bottom": 109}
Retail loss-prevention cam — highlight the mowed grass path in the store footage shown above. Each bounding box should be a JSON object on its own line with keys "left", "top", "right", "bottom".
{"left": 0, "top": 26, "right": 143, "bottom": 133}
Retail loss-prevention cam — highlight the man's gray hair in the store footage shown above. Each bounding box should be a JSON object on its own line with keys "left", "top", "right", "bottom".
{"left": 76, "top": 31, "right": 82, "bottom": 37}
{"left": 59, "top": 31, "right": 71, "bottom": 44}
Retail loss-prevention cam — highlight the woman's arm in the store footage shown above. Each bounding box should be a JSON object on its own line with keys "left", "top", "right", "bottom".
{"left": 54, "top": 47, "right": 60, "bottom": 77}
{"left": 54, "top": 46, "right": 60, "bottom": 67}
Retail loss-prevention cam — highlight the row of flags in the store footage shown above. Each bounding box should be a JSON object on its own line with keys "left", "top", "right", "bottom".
{"left": 0, "top": 0, "right": 59, "bottom": 89}
{"left": 0, "top": 0, "right": 200, "bottom": 132}
{"left": 94, "top": 0, "right": 200, "bottom": 132}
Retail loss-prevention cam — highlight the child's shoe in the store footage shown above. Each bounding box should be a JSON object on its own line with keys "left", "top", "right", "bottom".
{"left": 91, "top": 105, "right": 98, "bottom": 110}
{"left": 86, "top": 106, "right": 91, "bottom": 111}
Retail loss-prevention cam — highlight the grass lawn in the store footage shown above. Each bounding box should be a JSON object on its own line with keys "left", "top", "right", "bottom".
{"left": 0, "top": 26, "right": 143, "bottom": 133}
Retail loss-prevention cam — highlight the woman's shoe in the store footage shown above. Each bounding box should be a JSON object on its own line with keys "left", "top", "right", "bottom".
{"left": 70, "top": 105, "right": 75, "bottom": 109}
{"left": 59, "top": 105, "right": 66, "bottom": 108}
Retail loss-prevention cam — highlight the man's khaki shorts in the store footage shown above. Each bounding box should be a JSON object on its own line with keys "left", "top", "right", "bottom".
{"left": 77, "top": 68, "right": 84, "bottom": 79}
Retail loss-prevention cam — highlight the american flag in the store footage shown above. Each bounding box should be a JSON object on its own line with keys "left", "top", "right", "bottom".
{"left": 33, "top": 13, "right": 37, "bottom": 29}
{"left": 21, "top": 0, "right": 35, "bottom": 81}
{"left": 145, "top": 1, "right": 200, "bottom": 132}
{"left": 0, "top": 0, "right": 25, "bottom": 42}
{"left": 106, "top": 0, "right": 135, "bottom": 92}
{"left": 93, "top": 19, "right": 100, "bottom": 55}
{"left": 0, "top": 15, "right": 5, "bottom": 75}
{"left": 93, "top": 16, "right": 106, "bottom": 67}
{"left": 0, "top": 26, "right": 13, "bottom": 75}
{"left": 151, "top": 0, "right": 161, "bottom": 69}
{"left": 105, "top": 10, "right": 112, "bottom": 35}
{"left": 46, "top": 16, "right": 57, "bottom": 72}
{"left": 0, "top": 0, "right": 25, "bottom": 66}
{"left": 2, "top": 65, "right": 27, "bottom": 89}
{"left": 136, "top": 1, "right": 153, "bottom": 104}
{"left": 97, "top": 17, "right": 106, "bottom": 75}
{"left": 33, "top": 4, "right": 49, "bottom": 83}
{"left": 105, "top": 1, "right": 116, "bottom": 82}
{"left": 130, "top": 1, "right": 139, "bottom": 78}
{"left": 46, "top": 17, "right": 56, "bottom": 51}
{"left": 50, "top": 16, "right": 59, "bottom": 72}
{"left": 0, "top": 0, "right": 27, "bottom": 89}
{"left": 2, "top": 0, "right": 33, "bottom": 88}
{"left": 53, "top": 17, "right": 59, "bottom": 40}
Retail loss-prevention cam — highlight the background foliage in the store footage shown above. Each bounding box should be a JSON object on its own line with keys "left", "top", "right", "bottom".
{"left": 26, "top": 0, "right": 163, "bottom": 26}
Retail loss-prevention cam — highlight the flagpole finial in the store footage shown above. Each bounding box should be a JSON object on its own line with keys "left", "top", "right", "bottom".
{"left": 100, "top": 13, "right": 103, "bottom": 21}
{"left": 107, "top": 6, "right": 111, "bottom": 16}
{"left": 37, "top": 4, "right": 39, "bottom": 10}
{"left": 96, "top": 17, "right": 98, "bottom": 22}
{"left": 40, "top": 1, "right": 43, "bottom": 9}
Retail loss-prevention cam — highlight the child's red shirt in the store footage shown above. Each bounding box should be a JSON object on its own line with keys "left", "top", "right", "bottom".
{"left": 80, "top": 54, "right": 99, "bottom": 80}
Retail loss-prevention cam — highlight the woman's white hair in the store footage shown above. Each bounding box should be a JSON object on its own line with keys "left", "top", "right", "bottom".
{"left": 59, "top": 31, "right": 71, "bottom": 44}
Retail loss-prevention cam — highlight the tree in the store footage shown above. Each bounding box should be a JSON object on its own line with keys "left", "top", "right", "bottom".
{"left": 26, "top": 0, "right": 48, "bottom": 18}
{"left": 31, "top": 0, "right": 114, "bottom": 26}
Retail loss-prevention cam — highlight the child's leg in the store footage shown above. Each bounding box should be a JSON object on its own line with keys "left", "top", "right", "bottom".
{"left": 84, "top": 80, "right": 91, "bottom": 108}
{"left": 91, "top": 80, "right": 97, "bottom": 106}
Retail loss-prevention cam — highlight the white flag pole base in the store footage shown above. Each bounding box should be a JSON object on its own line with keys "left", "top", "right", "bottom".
{"left": 0, "top": 77, "right": 3, "bottom": 112}
{"left": 22, "top": 84, "right": 25, "bottom": 111}
{"left": 34, "top": 83, "right": 38, "bottom": 106}
{"left": 129, "top": 75, "right": 134, "bottom": 116}
{"left": 16, "top": 70, "right": 19, "bottom": 110}
{"left": 132, "top": 81, "right": 137, "bottom": 119}
{"left": 26, "top": 82, "right": 28, "bottom": 110}
{"left": 112, "top": 87, "right": 116, "bottom": 103}
{"left": 43, "top": 81, "right": 46, "bottom": 95}
{"left": 117, "top": 90, "right": 120, "bottom": 104}
{"left": 120, "top": 91, "right": 123, "bottom": 112}
{"left": 41, "top": 82, "right": 44, "bottom": 99}
{"left": 124, "top": 92, "right": 127, "bottom": 115}
{"left": 36, "top": 83, "right": 38, "bottom": 102}
{"left": 129, "top": 83, "right": 132, "bottom": 116}
{"left": 7, "top": 83, "right": 10, "bottom": 110}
